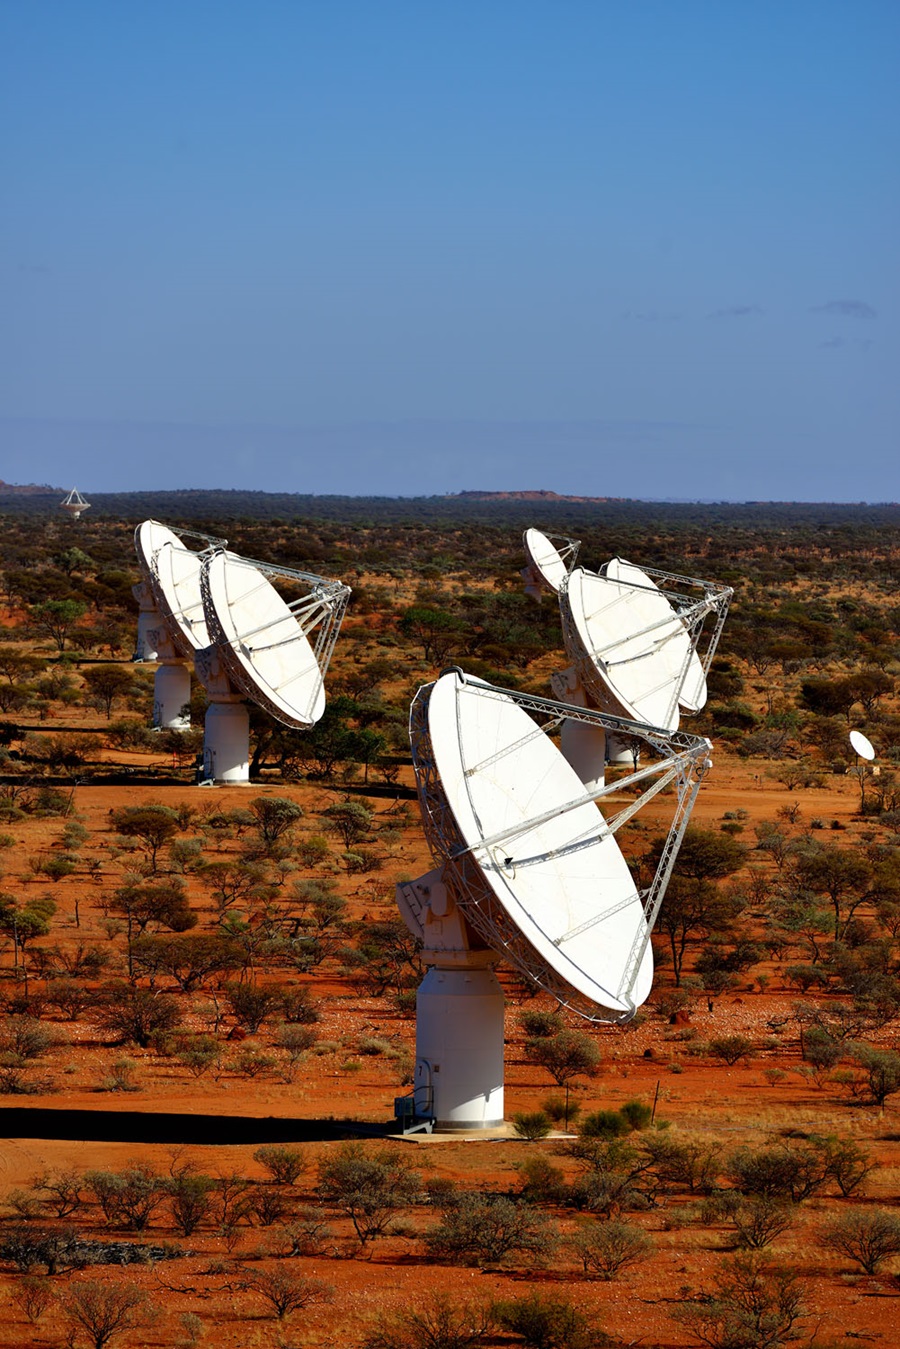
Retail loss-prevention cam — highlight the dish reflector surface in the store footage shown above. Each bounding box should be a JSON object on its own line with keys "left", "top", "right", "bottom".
{"left": 419, "top": 671, "right": 652, "bottom": 1014}
{"left": 563, "top": 568, "right": 685, "bottom": 730}
{"left": 849, "top": 729, "right": 876, "bottom": 761}
{"left": 523, "top": 529, "right": 570, "bottom": 594}
{"left": 604, "top": 556, "right": 707, "bottom": 711}
{"left": 203, "top": 551, "right": 326, "bottom": 729}
{"left": 135, "top": 521, "right": 211, "bottom": 658}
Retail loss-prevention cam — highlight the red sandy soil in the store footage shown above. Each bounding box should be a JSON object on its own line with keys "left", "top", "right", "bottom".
{"left": 0, "top": 750, "right": 897, "bottom": 1347}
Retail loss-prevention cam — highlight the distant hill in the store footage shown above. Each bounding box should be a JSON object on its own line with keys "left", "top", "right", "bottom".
{"left": 456, "top": 490, "right": 628, "bottom": 503}
{"left": 0, "top": 483, "right": 898, "bottom": 533}
{"left": 0, "top": 479, "right": 63, "bottom": 495}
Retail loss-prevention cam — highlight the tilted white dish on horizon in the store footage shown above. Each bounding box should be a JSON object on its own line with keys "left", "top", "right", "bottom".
{"left": 134, "top": 520, "right": 214, "bottom": 658}
{"left": 563, "top": 566, "right": 684, "bottom": 731}
{"left": 523, "top": 527, "right": 571, "bottom": 594}
{"left": 202, "top": 550, "right": 326, "bottom": 729}
{"left": 603, "top": 556, "right": 707, "bottom": 712}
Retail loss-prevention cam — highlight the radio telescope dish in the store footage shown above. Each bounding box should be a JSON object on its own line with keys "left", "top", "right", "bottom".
{"left": 135, "top": 521, "right": 220, "bottom": 659}
{"left": 849, "top": 730, "right": 875, "bottom": 761}
{"left": 604, "top": 557, "right": 707, "bottom": 712}
{"left": 202, "top": 550, "right": 350, "bottom": 730}
{"left": 414, "top": 670, "right": 653, "bottom": 1016}
{"left": 563, "top": 567, "right": 684, "bottom": 730}
{"left": 520, "top": 529, "right": 731, "bottom": 793}
{"left": 522, "top": 528, "right": 580, "bottom": 595}
{"left": 60, "top": 487, "right": 90, "bottom": 519}
{"left": 400, "top": 669, "right": 711, "bottom": 1130}
{"left": 134, "top": 521, "right": 229, "bottom": 732}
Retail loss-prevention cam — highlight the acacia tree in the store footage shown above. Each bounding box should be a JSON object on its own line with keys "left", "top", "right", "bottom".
{"left": 110, "top": 805, "right": 180, "bottom": 872}
{"left": 399, "top": 606, "right": 465, "bottom": 664}
{"left": 243, "top": 1267, "right": 332, "bottom": 1321}
{"left": 323, "top": 801, "right": 374, "bottom": 849}
{"left": 792, "top": 845, "right": 873, "bottom": 940}
{"left": 82, "top": 665, "right": 135, "bottom": 718}
{"left": 248, "top": 796, "right": 303, "bottom": 848}
{"left": 97, "top": 983, "right": 182, "bottom": 1047}
{"left": 821, "top": 1209, "right": 900, "bottom": 1274}
{"left": 645, "top": 827, "right": 747, "bottom": 986}
{"left": 29, "top": 600, "right": 87, "bottom": 652}
{"left": 524, "top": 1027, "right": 601, "bottom": 1128}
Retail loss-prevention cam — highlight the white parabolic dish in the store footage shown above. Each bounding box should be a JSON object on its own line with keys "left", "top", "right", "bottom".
{"left": 849, "top": 729, "right": 876, "bottom": 761}
{"left": 523, "top": 528, "right": 570, "bottom": 594}
{"left": 563, "top": 567, "right": 684, "bottom": 731}
{"left": 135, "top": 521, "right": 212, "bottom": 659}
{"left": 203, "top": 551, "right": 326, "bottom": 729}
{"left": 604, "top": 556, "right": 707, "bottom": 712}
{"left": 421, "top": 671, "right": 653, "bottom": 1014}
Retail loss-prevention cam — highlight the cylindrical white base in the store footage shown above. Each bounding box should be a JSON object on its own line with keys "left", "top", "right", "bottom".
{"left": 203, "top": 701, "right": 250, "bottom": 784}
{"left": 561, "top": 719, "right": 606, "bottom": 793}
{"left": 153, "top": 663, "right": 191, "bottom": 730}
{"left": 415, "top": 966, "right": 505, "bottom": 1129}
{"left": 135, "top": 610, "right": 160, "bottom": 663}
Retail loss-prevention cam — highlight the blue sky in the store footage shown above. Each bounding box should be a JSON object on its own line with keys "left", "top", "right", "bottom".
{"left": 2, "top": 2, "right": 897, "bottom": 500}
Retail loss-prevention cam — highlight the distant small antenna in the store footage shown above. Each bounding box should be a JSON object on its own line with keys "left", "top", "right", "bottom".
{"left": 60, "top": 488, "right": 90, "bottom": 519}
{"left": 849, "top": 729, "right": 875, "bottom": 762}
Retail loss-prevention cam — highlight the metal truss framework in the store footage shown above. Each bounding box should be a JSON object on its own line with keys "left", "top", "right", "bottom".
{"left": 409, "top": 672, "right": 712, "bottom": 1023}
{"left": 536, "top": 531, "right": 582, "bottom": 574}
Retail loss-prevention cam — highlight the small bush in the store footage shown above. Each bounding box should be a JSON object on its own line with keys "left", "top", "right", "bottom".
{"left": 518, "top": 1009, "right": 563, "bottom": 1038}
{"left": 673, "top": 1252, "right": 806, "bottom": 1349}
{"left": 12, "top": 1274, "right": 53, "bottom": 1323}
{"left": 358, "top": 1036, "right": 392, "bottom": 1056}
{"left": 491, "top": 1290, "right": 613, "bottom": 1349}
{"left": 425, "top": 1194, "right": 558, "bottom": 1268}
{"left": 517, "top": 1156, "right": 568, "bottom": 1203}
{"left": 254, "top": 1145, "right": 306, "bottom": 1186}
{"left": 569, "top": 1218, "right": 653, "bottom": 1279}
{"left": 99, "top": 1057, "right": 140, "bottom": 1092}
{"left": 542, "top": 1094, "right": 581, "bottom": 1128}
{"left": 512, "top": 1111, "right": 552, "bottom": 1141}
{"left": 620, "top": 1099, "right": 653, "bottom": 1131}
{"left": 580, "top": 1110, "right": 630, "bottom": 1140}
{"left": 709, "top": 1035, "right": 754, "bottom": 1066}
{"left": 361, "top": 1293, "right": 493, "bottom": 1349}
{"left": 729, "top": 1195, "right": 796, "bottom": 1250}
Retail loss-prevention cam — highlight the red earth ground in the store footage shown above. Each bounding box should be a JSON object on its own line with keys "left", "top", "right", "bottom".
{"left": 0, "top": 729, "right": 897, "bottom": 1347}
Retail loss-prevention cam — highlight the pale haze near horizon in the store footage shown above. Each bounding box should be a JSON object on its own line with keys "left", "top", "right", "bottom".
{"left": 1, "top": 2, "right": 897, "bottom": 502}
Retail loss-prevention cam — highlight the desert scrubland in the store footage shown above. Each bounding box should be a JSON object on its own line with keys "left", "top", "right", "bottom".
{"left": 0, "top": 493, "right": 898, "bottom": 1348}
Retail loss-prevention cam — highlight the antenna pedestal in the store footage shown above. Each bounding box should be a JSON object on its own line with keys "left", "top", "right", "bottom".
{"left": 551, "top": 667, "right": 606, "bottom": 792}
{"left": 153, "top": 662, "right": 191, "bottom": 731}
{"left": 132, "top": 583, "right": 160, "bottom": 662}
{"left": 203, "top": 699, "right": 250, "bottom": 784}
{"left": 521, "top": 565, "right": 544, "bottom": 603}
{"left": 195, "top": 647, "right": 250, "bottom": 784}
{"left": 415, "top": 963, "right": 504, "bottom": 1130}
{"left": 402, "top": 872, "right": 505, "bottom": 1130}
